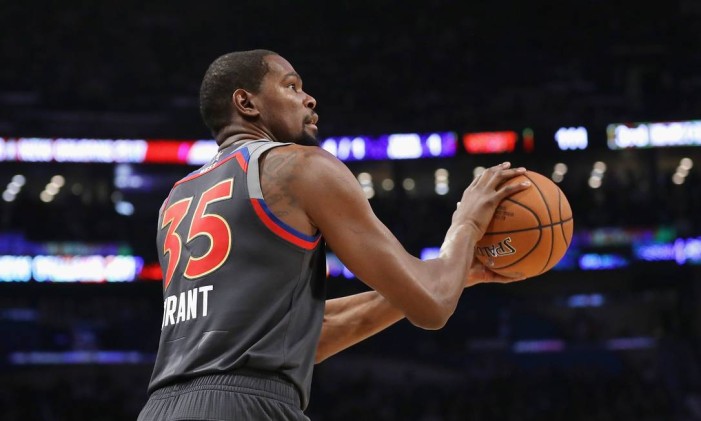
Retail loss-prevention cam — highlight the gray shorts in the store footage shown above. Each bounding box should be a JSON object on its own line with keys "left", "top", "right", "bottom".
{"left": 137, "top": 371, "right": 309, "bottom": 421}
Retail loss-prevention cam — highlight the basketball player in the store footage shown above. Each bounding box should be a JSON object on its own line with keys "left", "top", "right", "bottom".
{"left": 138, "top": 49, "right": 531, "bottom": 420}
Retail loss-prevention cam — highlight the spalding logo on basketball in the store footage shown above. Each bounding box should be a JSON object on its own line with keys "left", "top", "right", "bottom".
{"left": 475, "top": 170, "right": 574, "bottom": 279}
{"left": 475, "top": 236, "right": 516, "bottom": 258}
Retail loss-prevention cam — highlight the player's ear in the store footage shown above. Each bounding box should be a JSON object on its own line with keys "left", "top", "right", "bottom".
{"left": 232, "top": 89, "right": 260, "bottom": 118}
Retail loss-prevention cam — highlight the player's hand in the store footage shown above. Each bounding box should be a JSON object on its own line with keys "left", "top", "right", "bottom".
{"left": 465, "top": 259, "right": 526, "bottom": 287}
{"left": 453, "top": 162, "right": 530, "bottom": 238}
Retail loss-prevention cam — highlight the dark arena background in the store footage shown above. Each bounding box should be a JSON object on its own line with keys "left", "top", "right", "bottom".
{"left": 3, "top": 2, "right": 701, "bottom": 420}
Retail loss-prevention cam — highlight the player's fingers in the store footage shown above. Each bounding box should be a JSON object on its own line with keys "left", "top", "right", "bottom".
{"left": 477, "top": 163, "right": 527, "bottom": 189}
{"left": 469, "top": 162, "right": 510, "bottom": 187}
{"left": 489, "top": 166, "right": 527, "bottom": 186}
{"left": 496, "top": 179, "right": 531, "bottom": 200}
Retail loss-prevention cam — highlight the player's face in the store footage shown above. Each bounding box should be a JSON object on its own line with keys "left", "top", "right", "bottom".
{"left": 256, "top": 55, "right": 319, "bottom": 146}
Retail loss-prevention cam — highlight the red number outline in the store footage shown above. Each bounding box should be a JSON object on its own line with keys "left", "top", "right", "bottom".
{"left": 184, "top": 179, "right": 234, "bottom": 279}
{"left": 160, "top": 198, "right": 192, "bottom": 289}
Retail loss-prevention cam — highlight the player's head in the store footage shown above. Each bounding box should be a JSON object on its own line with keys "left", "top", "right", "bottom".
{"left": 200, "top": 50, "right": 319, "bottom": 146}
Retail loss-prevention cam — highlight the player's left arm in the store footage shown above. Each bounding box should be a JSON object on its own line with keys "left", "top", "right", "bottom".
{"left": 316, "top": 291, "right": 403, "bottom": 363}
{"left": 315, "top": 260, "right": 525, "bottom": 363}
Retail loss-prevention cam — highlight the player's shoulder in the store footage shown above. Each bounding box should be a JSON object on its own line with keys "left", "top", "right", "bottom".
{"left": 263, "top": 144, "right": 343, "bottom": 175}
{"left": 268, "top": 143, "right": 336, "bottom": 160}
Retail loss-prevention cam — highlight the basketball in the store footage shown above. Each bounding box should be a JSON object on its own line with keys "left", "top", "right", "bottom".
{"left": 474, "top": 170, "right": 574, "bottom": 279}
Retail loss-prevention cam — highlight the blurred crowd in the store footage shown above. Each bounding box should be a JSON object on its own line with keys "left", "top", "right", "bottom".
{"left": 1, "top": 278, "right": 701, "bottom": 419}
{"left": 2, "top": 2, "right": 701, "bottom": 138}
{"left": 0, "top": 362, "right": 686, "bottom": 421}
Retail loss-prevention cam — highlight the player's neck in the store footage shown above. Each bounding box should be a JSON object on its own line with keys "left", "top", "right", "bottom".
{"left": 218, "top": 134, "right": 272, "bottom": 151}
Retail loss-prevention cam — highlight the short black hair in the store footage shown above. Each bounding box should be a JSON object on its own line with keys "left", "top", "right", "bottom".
{"left": 199, "top": 49, "right": 278, "bottom": 137}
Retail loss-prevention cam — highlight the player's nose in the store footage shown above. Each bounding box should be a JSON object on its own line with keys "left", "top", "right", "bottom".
{"left": 304, "top": 93, "right": 316, "bottom": 110}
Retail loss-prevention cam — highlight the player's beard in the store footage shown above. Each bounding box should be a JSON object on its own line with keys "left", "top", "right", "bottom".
{"left": 296, "top": 124, "right": 319, "bottom": 146}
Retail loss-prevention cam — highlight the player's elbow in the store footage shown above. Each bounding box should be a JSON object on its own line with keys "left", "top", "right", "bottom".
{"left": 406, "top": 300, "right": 453, "bottom": 330}
{"left": 407, "top": 312, "right": 450, "bottom": 330}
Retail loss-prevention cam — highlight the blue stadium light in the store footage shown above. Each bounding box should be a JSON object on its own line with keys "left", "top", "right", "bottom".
{"left": 578, "top": 253, "right": 629, "bottom": 270}
{"left": 321, "top": 132, "right": 457, "bottom": 162}
{"left": 567, "top": 293, "right": 604, "bottom": 308}
{"left": 634, "top": 237, "right": 701, "bottom": 265}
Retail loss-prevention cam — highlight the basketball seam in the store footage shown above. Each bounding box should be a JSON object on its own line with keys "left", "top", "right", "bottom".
{"left": 558, "top": 190, "right": 571, "bottom": 248}
{"left": 484, "top": 217, "right": 573, "bottom": 235}
{"left": 523, "top": 173, "right": 555, "bottom": 275}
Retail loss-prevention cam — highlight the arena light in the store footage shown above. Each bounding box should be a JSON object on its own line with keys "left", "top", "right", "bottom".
{"left": 554, "top": 163, "right": 568, "bottom": 175}
{"left": 357, "top": 172, "right": 372, "bottom": 184}
{"left": 588, "top": 161, "right": 605, "bottom": 189}
{"left": 0, "top": 255, "right": 144, "bottom": 283}
{"left": 680, "top": 157, "right": 694, "bottom": 170}
{"left": 381, "top": 178, "right": 394, "bottom": 191}
{"left": 462, "top": 131, "right": 517, "bottom": 154}
{"left": 357, "top": 172, "right": 374, "bottom": 199}
{"left": 0, "top": 137, "right": 215, "bottom": 165}
{"left": 115, "top": 201, "right": 135, "bottom": 216}
{"left": 321, "top": 132, "right": 457, "bottom": 161}
{"left": 50, "top": 175, "right": 65, "bottom": 187}
{"left": 435, "top": 183, "right": 449, "bottom": 195}
{"left": 326, "top": 253, "right": 355, "bottom": 279}
{"left": 434, "top": 168, "right": 449, "bottom": 195}
{"left": 0, "top": 233, "right": 132, "bottom": 256}
{"left": 593, "top": 161, "right": 607, "bottom": 174}
{"left": 567, "top": 293, "right": 604, "bottom": 308}
{"left": 11, "top": 174, "right": 26, "bottom": 186}
{"left": 45, "top": 182, "right": 59, "bottom": 195}
{"left": 0, "top": 134, "right": 458, "bottom": 164}
{"left": 552, "top": 162, "right": 568, "bottom": 183}
{"left": 6, "top": 182, "right": 20, "bottom": 195}
{"left": 633, "top": 237, "right": 701, "bottom": 265}
{"left": 605, "top": 337, "right": 656, "bottom": 351}
{"left": 578, "top": 253, "right": 629, "bottom": 270}
{"left": 2, "top": 190, "right": 15, "bottom": 202}
{"left": 39, "top": 191, "right": 54, "bottom": 202}
{"left": 673, "top": 158, "right": 693, "bottom": 185}
{"left": 0, "top": 256, "right": 32, "bottom": 281}
{"left": 555, "top": 126, "right": 588, "bottom": 150}
{"left": 522, "top": 128, "right": 535, "bottom": 153}
{"left": 672, "top": 173, "right": 685, "bottom": 185}
{"left": 420, "top": 247, "right": 441, "bottom": 260}
{"left": 9, "top": 351, "right": 156, "bottom": 365}
{"left": 513, "top": 339, "right": 565, "bottom": 353}
{"left": 607, "top": 120, "right": 701, "bottom": 149}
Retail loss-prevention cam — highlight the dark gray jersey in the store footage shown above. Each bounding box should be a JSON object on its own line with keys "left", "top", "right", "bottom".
{"left": 147, "top": 140, "right": 326, "bottom": 409}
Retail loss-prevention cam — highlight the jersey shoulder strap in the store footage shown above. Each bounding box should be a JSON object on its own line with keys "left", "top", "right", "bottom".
{"left": 246, "top": 141, "right": 291, "bottom": 200}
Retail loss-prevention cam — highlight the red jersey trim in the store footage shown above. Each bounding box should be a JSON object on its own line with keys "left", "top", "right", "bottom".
{"left": 174, "top": 149, "right": 249, "bottom": 188}
{"left": 250, "top": 198, "right": 321, "bottom": 250}
{"left": 162, "top": 149, "right": 250, "bottom": 210}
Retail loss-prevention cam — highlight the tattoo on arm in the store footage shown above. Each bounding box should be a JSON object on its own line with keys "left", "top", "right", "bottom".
{"left": 261, "top": 150, "right": 300, "bottom": 211}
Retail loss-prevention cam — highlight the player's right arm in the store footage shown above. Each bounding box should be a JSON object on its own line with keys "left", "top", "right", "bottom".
{"left": 288, "top": 147, "right": 529, "bottom": 329}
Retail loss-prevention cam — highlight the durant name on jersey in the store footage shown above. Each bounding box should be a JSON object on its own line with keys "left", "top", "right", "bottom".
{"left": 162, "top": 285, "right": 214, "bottom": 329}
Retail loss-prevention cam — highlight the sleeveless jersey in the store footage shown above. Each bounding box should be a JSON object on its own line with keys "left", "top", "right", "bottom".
{"left": 147, "top": 140, "right": 326, "bottom": 409}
